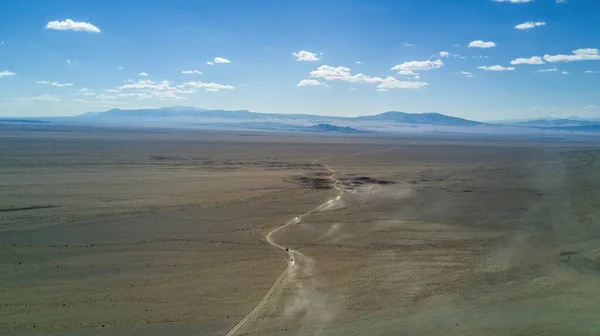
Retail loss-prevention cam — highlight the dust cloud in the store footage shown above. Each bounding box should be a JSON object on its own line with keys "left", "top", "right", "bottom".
{"left": 283, "top": 254, "right": 339, "bottom": 336}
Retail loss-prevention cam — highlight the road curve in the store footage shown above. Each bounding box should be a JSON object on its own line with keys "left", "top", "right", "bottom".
{"left": 224, "top": 160, "right": 342, "bottom": 336}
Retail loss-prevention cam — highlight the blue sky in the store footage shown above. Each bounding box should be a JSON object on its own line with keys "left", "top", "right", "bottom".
{"left": 0, "top": 0, "right": 599, "bottom": 121}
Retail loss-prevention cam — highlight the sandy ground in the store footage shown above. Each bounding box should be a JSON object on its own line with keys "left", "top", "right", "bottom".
{"left": 1, "top": 125, "right": 600, "bottom": 335}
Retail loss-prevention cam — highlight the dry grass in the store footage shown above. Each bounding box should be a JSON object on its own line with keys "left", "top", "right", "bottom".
{"left": 1, "top": 125, "right": 600, "bottom": 335}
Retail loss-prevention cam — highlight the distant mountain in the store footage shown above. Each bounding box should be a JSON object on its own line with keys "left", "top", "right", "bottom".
{"left": 78, "top": 107, "right": 482, "bottom": 127}
{"left": 493, "top": 118, "right": 600, "bottom": 127}
{"left": 0, "top": 118, "right": 48, "bottom": 124}
{"left": 355, "top": 111, "right": 481, "bottom": 126}
{"left": 540, "top": 125, "right": 600, "bottom": 133}
{"left": 515, "top": 118, "right": 600, "bottom": 127}
{"left": 10, "top": 107, "right": 599, "bottom": 135}
{"left": 307, "top": 124, "right": 365, "bottom": 133}
{"left": 80, "top": 107, "right": 256, "bottom": 119}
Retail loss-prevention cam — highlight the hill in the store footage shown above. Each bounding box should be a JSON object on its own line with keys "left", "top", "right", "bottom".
{"left": 307, "top": 124, "right": 365, "bottom": 133}
{"left": 355, "top": 111, "right": 481, "bottom": 126}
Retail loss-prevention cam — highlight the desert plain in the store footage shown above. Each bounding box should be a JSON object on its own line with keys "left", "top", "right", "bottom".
{"left": 1, "top": 124, "right": 600, "bottom": 335}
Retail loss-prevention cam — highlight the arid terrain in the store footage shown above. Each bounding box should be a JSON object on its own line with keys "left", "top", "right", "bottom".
{"left": 1, "top": 125, "right": 600, "bottom": 335}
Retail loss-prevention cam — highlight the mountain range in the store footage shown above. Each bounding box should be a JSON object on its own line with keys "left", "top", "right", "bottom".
{"left": 4, "top": 107, "right": 600, "bottom": 135}
{"left": 491, "top": 117, "right": 600, "bottom": 126}
{"left": 79, "top": 106, "right": 481, "bottom": 127}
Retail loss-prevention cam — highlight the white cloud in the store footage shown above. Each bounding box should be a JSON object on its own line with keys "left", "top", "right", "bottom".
{"left": 153, "top": 92, "right": 188, "bottom": 100}
{"left": 561, "top": 71, "right": 571, "bottom": 75}
{"left": 538, "top": 68, "right": 558, "bottom": 72}
{"left": 76, "top": 88, "right": 95, "bottom": 96}
{"left": 214, "top": 57, "right": 231, "bottom": 64}
{"left": 117, "top": 92, "right": 152, "bottom": 99}
{"left": 543, "top": 48, "right": 600, "bottom": 63}
{"left": 468, "top": 40, "right": 496, "bottom": 48}
{"left": 308, "top": 65, "right": 428, "bottom": 89}
{"left": 402, "top": 42, "right": 414, "bottom": 47}
{"left": 585, "top": 70, "right": 599, "bottom": 74}
{"left": 477, "top": 65, "right": 515, "bottom": 71}
{"left": 0, "top": 71, "right": 16, "bottom": 77}
{"left": 119, "top": 79, "right": 163, "bottom": 90}
{"left": 349, "top": 88, "right": 357, "bottom": 91}
{"left": 66, "top": 59, "right": 71, "bottom": 64}
{"left": 182, "top": 81, "right": 234, "bottom": 92}
{"left": 515, "top": 21, "right": 546, "bottom": 30}
{"left": 510, "top": 56, "right": 545, "bottom": 65}
{"left": 105, "top": 89, "right": 120, "bottom": 93}
{"left": 181, "top": 70, "right": 203, "bottom": 75}
{"left": 414, "top": 75, "right": 421, "bottom": 79}
{"left": 439, "top": 51, "right": 451, "bottom": 58}
{"left": 376, "top": 77, "right": 428, "bottom": 89}
{"left": 118, "top": 66, "right": 124, "bottom": 70}
{"left": 96, "top": 94, "right": 118, "bottom": 100}
{"left": 391, "top": 59, "right": 444, "bottom": 74}
{"left": 457, "top": 71, "right": 473, "bottom": 77}
{"left": 377, "top": 89, "right": 387, "bottom": 92}
{"left": 45, "top": 19, "right": 101, "bottom": 33}
{"left": 309, "top": 65, "right": 379, "bottom": 83}
{"left": 71, "top": 98, "right": 94, "bottom": 104}
{"left": 473, "top": 55, "right": 489, "bottom": 59}
{"left": 397, "top": 70, "right": 417, "bottom": 76}
{"left": 439, "top": 51, "right": 462, "bottom": 58}
{"left": 117, "top": 79, "right": 200, "bottom": 99}
{"left": 356, "top": 61, "right": 361, "bottom": 64}
{"left": 556, "top": 0, "right": 567, "bottom": 3}
{"left": 206, "top": 61, "right": 214, "bottom": 65}
{"left": 14, "top": 95, "right": 61, "bottom": 102}
{"left": 296, "top": 79, "right": 329, "bottom": 87}
{"left": 139, "top": 72, "right": 149, "bottom": 76}
{"left": 492, "top": 0, "right": 533, "bottom": 2}
{"left": 36, "top": 80, "right": 74, "bottom": 87}
{"left": 292, "top": 50, "right": 320, "bottom": 61}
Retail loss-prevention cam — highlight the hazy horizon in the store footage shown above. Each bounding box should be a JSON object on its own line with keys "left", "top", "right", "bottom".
{"left": 4, "top": 104, "right": 600, "bottom": 124}
{"left": 0, "top": 105, "right": 533, "bottom": 123}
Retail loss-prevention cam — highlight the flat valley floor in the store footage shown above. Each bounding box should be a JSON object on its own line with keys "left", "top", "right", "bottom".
{"left": 1, "top": 125, "right": 600, "bottom": 335}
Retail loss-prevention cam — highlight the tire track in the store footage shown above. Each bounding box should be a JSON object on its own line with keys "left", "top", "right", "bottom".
{"left": 225, "top": 161, "right": 343, "bottom": 336}
{"left": 225, "top": 147, "right": 395, "bottom": 336}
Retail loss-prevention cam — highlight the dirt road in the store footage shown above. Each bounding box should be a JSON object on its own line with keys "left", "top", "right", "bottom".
{"left": 225, "top": 160, "right": 343, "bottom": 336}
